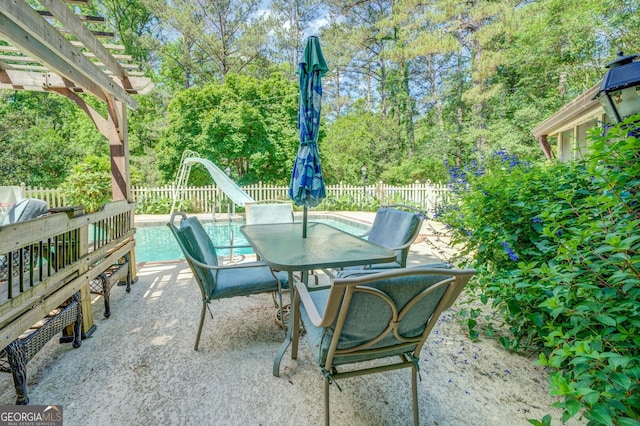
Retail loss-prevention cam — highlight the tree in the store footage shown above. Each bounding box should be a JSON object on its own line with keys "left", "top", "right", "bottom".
{"left": 269, "top": 0, "right": 323, "bottom": 75}
{"left": 157, "top": 73, "right": 298, "bottom": 185}
{"left": 144, "top": 0, "right": 270, "bottom": 86}
{"left": 321, "top": 108, "right": 405, "bottom": 184}
{"left": 96, "top": 0, "right": 157, "bottom": 63}
{"left": 318, "top": 22, "right": 355, "bottom": 119}
{"left": 0, "top": 92, "right": 85, "bottom": 187}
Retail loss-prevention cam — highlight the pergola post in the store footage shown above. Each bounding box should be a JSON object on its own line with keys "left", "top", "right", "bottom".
{"left": 107, "top": 99, "right": 131, "bottom": 201}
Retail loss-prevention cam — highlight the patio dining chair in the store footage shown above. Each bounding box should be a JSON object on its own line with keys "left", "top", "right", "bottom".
{"left": 168, "top": 212, "right": 289, "bottom": 350}
{"left": 245, "top": 201, "right": 319, "bottom": 288}
{"left": 228, "top": 202, "right": 295, "bottom": 256}
{"left": 344, "top": 204, "right": 425, "bottom": 271}
{"left": 245, "top": 201, "right": 294, "bottom": 225}
{"left": 290, "top": 266, "right": 476, "bottom": 425}
{"left": 244, "top": 201, "right": 307, "bottom": 321}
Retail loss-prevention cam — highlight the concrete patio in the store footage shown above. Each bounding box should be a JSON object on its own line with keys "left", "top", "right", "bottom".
{"left": 0, "top": 214, "right": 580, "bottom": 425}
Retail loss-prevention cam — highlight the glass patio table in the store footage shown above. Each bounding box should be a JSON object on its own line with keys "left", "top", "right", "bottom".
{"left": 240, "top": 222, "right": 397, "bottom": 376}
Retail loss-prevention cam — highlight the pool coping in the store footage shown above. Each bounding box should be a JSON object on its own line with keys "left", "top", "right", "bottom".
{"left": 134, "top": 211, "right": 375, "bottom": 227}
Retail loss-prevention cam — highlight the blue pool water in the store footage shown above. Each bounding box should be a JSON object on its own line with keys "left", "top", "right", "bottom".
{"left": 135, "top": 217, "right": 369, "bottom": 263}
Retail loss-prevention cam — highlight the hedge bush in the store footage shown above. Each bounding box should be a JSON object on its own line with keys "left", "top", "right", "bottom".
{"left": 441, "top": 117, "right": 639, "bottom": 425}
{"left": 60, "top": 155, "right": 112, "bottom": 213}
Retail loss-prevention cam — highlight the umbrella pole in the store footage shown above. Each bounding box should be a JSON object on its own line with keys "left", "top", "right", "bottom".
{"left": 303, "top": 206, "right": 308, "bottom": 238}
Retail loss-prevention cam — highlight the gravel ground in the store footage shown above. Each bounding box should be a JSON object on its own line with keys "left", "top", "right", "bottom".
{"left": 0, "top": 215, "right": 584, "bottom": 425}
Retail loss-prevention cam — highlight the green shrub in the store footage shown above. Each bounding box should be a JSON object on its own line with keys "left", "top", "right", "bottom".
{"left": 134, "top": 196, "right": 201, "bottom": 214}
{"left": 135, "top": 196, "right": 172, "bottom": 214}
{"left": 318, "top": 194, "right": 375, "bottom": 211}
{"left": 441, "top": 117, "right": 640, "bottom": 425}
{"left": 60, "top": 155, "right": 112, "bottom": 213}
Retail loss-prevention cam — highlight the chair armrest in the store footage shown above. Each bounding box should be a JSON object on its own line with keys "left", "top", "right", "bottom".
{"left": 358, "top": 229, "right": 371, "bottom": 238}
{"left": 294, "top": 281, "right": 324, "bottom": 326}
{"left": 214, "top": 261, "right": 271, "bottom": 270}
{"left": 320, "top": 268, "right": 337, "bottom": 279}
{"left": 294, "top": 281, "right": 341, "bottom": 328}
{"left": 185, "top": 254, "right": 268, "bottom": 271}
{"left": 391, "top": 239, "right": 416, "bottom": 251}
{"left": 216, "top": 244, "right": 252, "bottom": 250}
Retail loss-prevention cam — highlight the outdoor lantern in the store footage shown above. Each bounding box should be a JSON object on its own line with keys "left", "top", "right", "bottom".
{"left": 361, "top": 165, "right": 367, "bottom": 196}
{"left": 594, "top": 51, "right": 640, "bottom": 123}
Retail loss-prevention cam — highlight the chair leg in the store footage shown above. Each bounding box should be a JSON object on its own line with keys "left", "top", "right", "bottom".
{"left": 291, "top": 291, "right": 300, "bottom": 359}
{"left": 123, "top": 254, "right": 132, "bottom": 293}
{"left": 324, "top": 376, "right": 330, "bottom": 426}
{"left": 412, "top": 365, "right": 419, "bottom": 426}
{"left": 100, "top": 273, "right": 111, "bottom": 319}
{"left": 269, "top": 269, "right": 287, "bottom": 338}
{"left": 194, "top": 302, "right": 206, "bottom": 351}
{"left": 72, "top": 293, "right": 82, "bottom": 348}
{"left": 6, "top": 340, "right": 28, "bottom": 405}
{"left": 276, "top": 287, "right": 286, "bottom": 339}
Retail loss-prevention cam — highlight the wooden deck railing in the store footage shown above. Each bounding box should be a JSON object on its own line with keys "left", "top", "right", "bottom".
{"left": 0, "top": 201, "right": 136, "bottom": 346}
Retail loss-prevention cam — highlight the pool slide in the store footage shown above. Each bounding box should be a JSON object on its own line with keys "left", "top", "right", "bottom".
{"left": 183, "top": 157, "right": 255, "bottom": 206}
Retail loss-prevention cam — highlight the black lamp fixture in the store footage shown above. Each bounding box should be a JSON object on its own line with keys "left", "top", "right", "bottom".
{"left": 594, "top": 51, "right": 640, "bottom": 123}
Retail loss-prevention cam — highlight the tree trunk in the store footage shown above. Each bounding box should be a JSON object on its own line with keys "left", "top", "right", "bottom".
{"left": 402, "top": 59, "right": 415, "bottom": 155}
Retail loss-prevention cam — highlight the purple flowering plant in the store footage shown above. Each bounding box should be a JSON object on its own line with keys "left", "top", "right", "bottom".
{"left": 439, "top": 114, "right": 640, "bottom": 425}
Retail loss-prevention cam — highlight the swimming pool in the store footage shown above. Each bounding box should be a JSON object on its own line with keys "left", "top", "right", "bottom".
{"left": 134, "top": 216, "right": 370, "bottom": 263}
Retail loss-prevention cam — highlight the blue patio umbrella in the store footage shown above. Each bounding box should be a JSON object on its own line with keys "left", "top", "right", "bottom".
{"left": 288, "top": 36, "right": 328, "bottom": 237}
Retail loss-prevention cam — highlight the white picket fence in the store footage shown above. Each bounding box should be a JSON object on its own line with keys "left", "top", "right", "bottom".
{"left": 19, "top": 181, "right": 450, "bottom": 213}
{"left": 132, "top": 181, "right": 450, "bottom": 214}
{"left": 20, "top": 184, "right": 67, "bottom": 209}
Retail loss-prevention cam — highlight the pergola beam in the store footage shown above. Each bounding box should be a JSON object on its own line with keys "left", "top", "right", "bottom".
{"left": 37, "top": 10, "right": 106, "bottom": 23}
{"left": 0, "top": 0, "right": 136, "bottom": 108}
{"left": 0, "top": 12, "right": 107, "bottom": 103}
{"left": 0, "top": 64, "right": 152, "bottom": 94}
{"left": 38, "top": 0, "right": 126, "bottom": 79}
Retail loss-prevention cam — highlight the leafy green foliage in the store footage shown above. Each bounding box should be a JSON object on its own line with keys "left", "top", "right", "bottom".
{"left": 157, "top": 73, "right": 298, "bottom": 186}
{"left": 0, "top": 92, "right": 85, "bottom": 187}
{"left": 3, "top": 1, "right": 639, "bottom": 195}
{"left": 441, "top": 116, "right": 640, "bottom": 425}
{"left": 381, "top": 157, "right": 448, "bottom": 185}
{"left": 322, "top": 111, "right": 407, "bottom": 184}
{"left": 60, "top": 156, "right": 113, "bottom": 213}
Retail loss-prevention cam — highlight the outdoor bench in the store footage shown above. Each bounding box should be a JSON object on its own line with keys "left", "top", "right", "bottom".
{"left": 89, "top": 254, "right": 131, "bottom": 318}
{"left": 0, "top": 292, "right": 82, "bottom": 405}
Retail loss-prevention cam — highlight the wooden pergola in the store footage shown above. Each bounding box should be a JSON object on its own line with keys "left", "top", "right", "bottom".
{"left": 0, "top": 0, "right": 153, "bottom": 201}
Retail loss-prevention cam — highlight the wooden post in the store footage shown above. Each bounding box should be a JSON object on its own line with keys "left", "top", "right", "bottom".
{"left": 127, "top": 207, "right": 137, "bottom": 281}
{"left": 50, "top": 206, "right": 96, "bottom": 337}
{"left": 538, "top": 135, "right": 555, "bottom": 161}
{"left": 107, "top": 99, "right": 131, "bottom": 201}
{"left": 77, "top": 209, "right": 95, "bottom": 336}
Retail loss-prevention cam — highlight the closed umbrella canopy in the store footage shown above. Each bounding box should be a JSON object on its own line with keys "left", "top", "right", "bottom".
{"left": 288, "top": 36, "right": 328, "bottom": 237}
